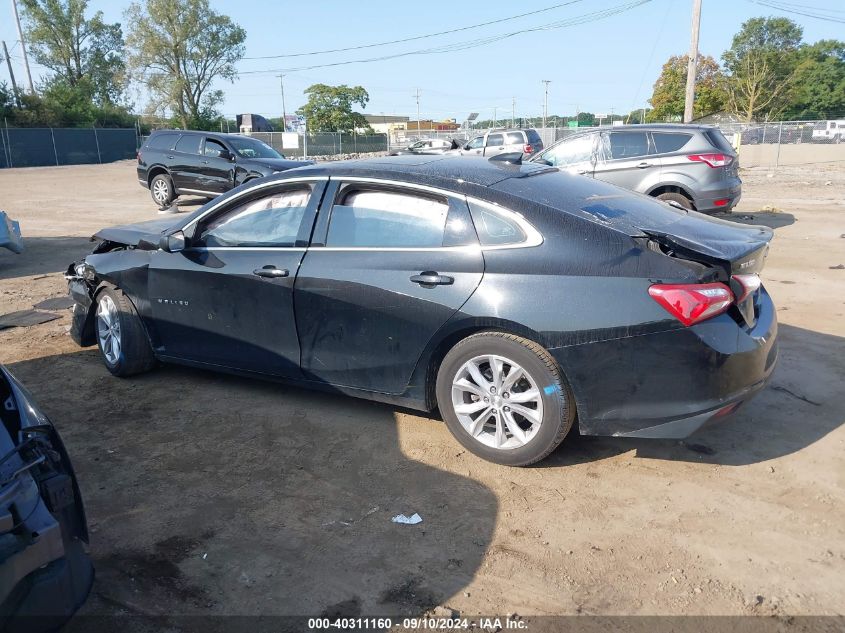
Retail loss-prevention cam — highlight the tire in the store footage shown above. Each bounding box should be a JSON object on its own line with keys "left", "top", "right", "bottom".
{"left": 656, "top": 192, "right": 693, "bottom": 210}
{"left": 436, "top": 332, "right": 575, "bottom": 466}
{"left": 94, "top": 286, "right": 156, "bottom": 377}
{"left": 149, "top": 173, "right": 174, "bottom": 206}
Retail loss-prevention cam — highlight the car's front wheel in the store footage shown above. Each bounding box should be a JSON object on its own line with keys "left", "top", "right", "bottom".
{"left": 436, "top": 332, "right": 575, "bottom": 466}
{"left": 95, "top": 287, "right": 156, "bottom": 377}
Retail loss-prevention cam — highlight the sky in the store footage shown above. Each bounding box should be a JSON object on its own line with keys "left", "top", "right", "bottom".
{"left": 2, "top": 0, "right": 844, "bottom": 123}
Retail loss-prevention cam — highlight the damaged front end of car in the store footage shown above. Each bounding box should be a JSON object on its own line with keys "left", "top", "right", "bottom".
{"left": 0, "top": 365, "right": 93, "bottom": 632}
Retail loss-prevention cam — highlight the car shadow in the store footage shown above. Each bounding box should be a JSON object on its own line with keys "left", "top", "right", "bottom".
{"left": 541, "top": 323, "right": 843, "bottom": 468}
{"left": 715, "top": 211, "right": 796, "bottom": 230}
{"left": 0, "top": 236, "right": 93, "bottom": 280}
{"left": 7, "top": 349, "right": 497, "bottom": 623}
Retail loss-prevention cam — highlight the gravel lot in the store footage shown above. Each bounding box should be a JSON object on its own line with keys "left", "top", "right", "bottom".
{"left": 0, "top": 159, "right": 843, "bottom": 621}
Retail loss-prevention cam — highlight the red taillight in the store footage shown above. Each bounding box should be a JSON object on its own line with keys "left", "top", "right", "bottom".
{"left": 524, "top": 143, "right": 533, "bottom": 154}
{"left": 648, "top": 283, "right": 734, "bottom": 327}
{"left": 731, "top": 273, "right": 761, "bottom": 303}
{"left": 713, "top": 198, "right": 730, "bottom": 207}
{"left": 687, "top": 153, "right": 733, "bottom": 168}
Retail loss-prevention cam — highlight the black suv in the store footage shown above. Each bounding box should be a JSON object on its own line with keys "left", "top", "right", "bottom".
{"left": 137, "top": 130, "right": 311, "bottom": 207}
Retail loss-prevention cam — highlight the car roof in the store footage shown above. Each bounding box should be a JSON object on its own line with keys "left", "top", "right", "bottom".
{"left": 575, "top": 123, "right": 713, "bottom": 132}
{"left": 283, "top": 155, "right": 558, "bottom": 188}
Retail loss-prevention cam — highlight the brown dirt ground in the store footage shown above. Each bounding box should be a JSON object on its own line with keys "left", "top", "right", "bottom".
{"left": 0, "top": 160, "right": 843, "bottom": 619}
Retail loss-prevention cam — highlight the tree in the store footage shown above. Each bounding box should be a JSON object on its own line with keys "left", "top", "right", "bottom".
{"left": 788, "top": 40, "right": 845, "bottom": 119}
{"left": 125, "top": 0, "right": 245, "bottom": 129}
{"left": 723, "top": 17, "right": 803, "bottom": 121}
{"left": 648, "top": 54, "right": 727, "bottom": 121}
{"left": 296, "top": 84, "right": 371, "bottom": 133}
{"left": 21, "top": 0, "right": 126, "bottom": 104}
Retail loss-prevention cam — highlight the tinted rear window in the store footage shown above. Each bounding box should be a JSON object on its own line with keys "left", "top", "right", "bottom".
{"left": 175, "top": 134, "right": 202, "bottom": 154}
{"left": 703, "top": 129, "right": 735, "bottom": 153}
{"left": 505, "top": 132, "right": 524, "bottom": 145}
{"left": 526, "top": 129, "right": 542, "bottom": 144}
{"left": 147, "top": 133, "right": 178, "bottom": 150}
{"left": 652, "top": 132, "right": 692, "bottom": 153}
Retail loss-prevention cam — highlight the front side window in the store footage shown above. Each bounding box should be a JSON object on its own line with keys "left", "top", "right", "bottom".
{"left": 199, "top": 187, "right": 311, "bottom": 247}
{"left": 466, "top": 136, "right": 484, "bottom": 150}
{"left": 175, "top": 134, "right": 202, "bottom": 154}
{"left": 326, "top": 189, "right": 449, "bottom": 248}
{"left": 204, "top": 139, "right": 228, "bottom": 157}
{"left": 539, "top": 134, "right": 595, "bottom": 167}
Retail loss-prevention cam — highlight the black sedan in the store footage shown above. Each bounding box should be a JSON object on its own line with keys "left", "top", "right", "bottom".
{"left": 66, "top": 155, "right": 777, "bottom": 465}
{"left": 0, "top": 365, "right": 92, "bottom": 630}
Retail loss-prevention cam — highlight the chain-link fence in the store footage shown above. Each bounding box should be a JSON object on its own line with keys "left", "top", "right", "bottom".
{"left": 233, "top": 131, "right": 388, "bottom": 158}
{"left": 392, "top": 120, "right": 844, "bottom": 168}
{"left": 0, "top": 127, "right": 137, "bottom": 169}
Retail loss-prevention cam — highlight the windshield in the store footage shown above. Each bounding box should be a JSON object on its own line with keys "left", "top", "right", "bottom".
{"left": 228, "top": 136, "right": 283, "bottom": 159}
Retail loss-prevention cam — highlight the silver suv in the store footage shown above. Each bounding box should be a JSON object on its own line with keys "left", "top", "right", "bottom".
{"left": 529, "top": 124, "right": 741, "bottom": 213}
{"left": 462, "top": 128, "right": 543, "bottom": 159}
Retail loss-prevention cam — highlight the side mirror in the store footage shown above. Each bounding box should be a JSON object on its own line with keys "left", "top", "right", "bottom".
{"left": 159, "top": 230, "right": 186, "bottom": 253}
{"left": 219, "top": 149, "right": 234, "bottom": 161}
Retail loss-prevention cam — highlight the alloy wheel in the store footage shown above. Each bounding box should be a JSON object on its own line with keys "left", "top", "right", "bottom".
{"left": 451, "top": 354, "right": 544, "bottom": 450}
{"left": 96, "top": 295, "right": 122, "bottom": 365}
{"left": 152, "top": 179, "right": 169, "bottom": 203}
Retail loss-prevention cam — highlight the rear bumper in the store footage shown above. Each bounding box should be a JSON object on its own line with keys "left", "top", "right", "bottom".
{"left": 551, "top": 287, "right": 778, "bottom": 438}
{"left": 136, "top": 166, "right": 148, "bottom": 189}
{"left": 693, "top": 177, "right": 742, "bottom": 213}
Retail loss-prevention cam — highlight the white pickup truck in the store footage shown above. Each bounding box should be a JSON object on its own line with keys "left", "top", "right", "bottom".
{"left": 811, "top": 120, "right": 844, "bottom": 143}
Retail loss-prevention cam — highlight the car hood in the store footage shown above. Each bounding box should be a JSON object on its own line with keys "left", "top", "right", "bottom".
{"left": 241, "top": 157, "right": 313, "bottom": 171}
{"left": 93, "top": 217, "right": 180, "bottom": 248}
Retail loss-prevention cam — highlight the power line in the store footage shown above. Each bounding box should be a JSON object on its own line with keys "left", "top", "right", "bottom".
{"left": 237, "top": 0, "right": 653, "bottom": 75}
{"left": 747, "top": 0, "right": 845, "bottom": 22}
{"left": 242, "top": 1, "right": 585, "bottom": 60}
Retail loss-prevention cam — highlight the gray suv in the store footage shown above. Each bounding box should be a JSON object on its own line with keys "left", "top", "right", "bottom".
{"left": 529, "top": 124, "right": 741, "bottom": 213}
{"left": 462, "top": 128, "right": 544, "bottom": 159}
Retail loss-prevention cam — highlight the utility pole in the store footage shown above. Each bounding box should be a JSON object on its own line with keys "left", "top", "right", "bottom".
{"left": 413, "top": 88, "right": 421, "bottom": 137}
{"left": 511, "top": 97, "right": 516, "bottom": 128}
{"left": 541, "top": 80, "right": 551, "bottom": 132}
{"left": 10, "top": 0, "right": 34, "bottom": 93}
{"left": 2, "top": 41, "right": 21, "bottom": 107}
{"left": 683, "top": 0, "right": 702, "bottom": 123}
{"left": 277, "top": 74, "right": 287, "bottom": 130}
{"left": 493, "top": 107, "right": 497, "bottom": 128}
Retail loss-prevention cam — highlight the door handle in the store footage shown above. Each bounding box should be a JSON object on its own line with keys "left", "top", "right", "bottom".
{"left": 167, "top": 155, "right": 174, "bottom": 159}
{"left": 636, "top": 162, "right": 652, "bottom": 168}
{"left": 410, "top": 272, "right": 454, "bottom": 286}
{"left": 201, "top": 160, "right": 209, "bottom": 165}
{"left": 253, "top": 266, "right": 289, "bottom": 278}
{"left": 576, "top": 169, "right": 589, "bottom": 175}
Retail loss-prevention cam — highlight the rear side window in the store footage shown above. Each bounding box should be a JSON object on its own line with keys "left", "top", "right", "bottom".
{"left": 703, "top": 129, "right": 735, "bottom": 153}
{"left": 200, "top": 187, "right": 311, "bottom": 247}
{"left": 175, "top": 134, "right": 202, "bottom": 154}
{"left": 327, "top": 189, "right": 449, "bottom": 248}
{"left": 651, "top": 132, "right": 692, "bottom": 154}
{"left": 605, "top": 132, "right": 650, "bottom": 159}
{"left": 505, "top": 132, "right": 524, "bottom": 145}
{"left": 146, "top": 133, "right": 178, "bottom": 150}
{"left": 468, "top": 202, "right": 527, "bottom": 246}
{"left": 486, "top": 133, "right": 505, "bottom": 147}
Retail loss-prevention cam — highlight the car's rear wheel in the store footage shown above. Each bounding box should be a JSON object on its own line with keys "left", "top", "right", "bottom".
{"left": 436, "top": 332, "right": 575, "bottom": 466}
{"left": 656, "top": 192, "right": 693, "bottom": 210}
{"left": 150, "top": 174, "right": 174, "bottom": 206}
{"left": 95, "top": 287, "right": 156, "bottom": 377}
